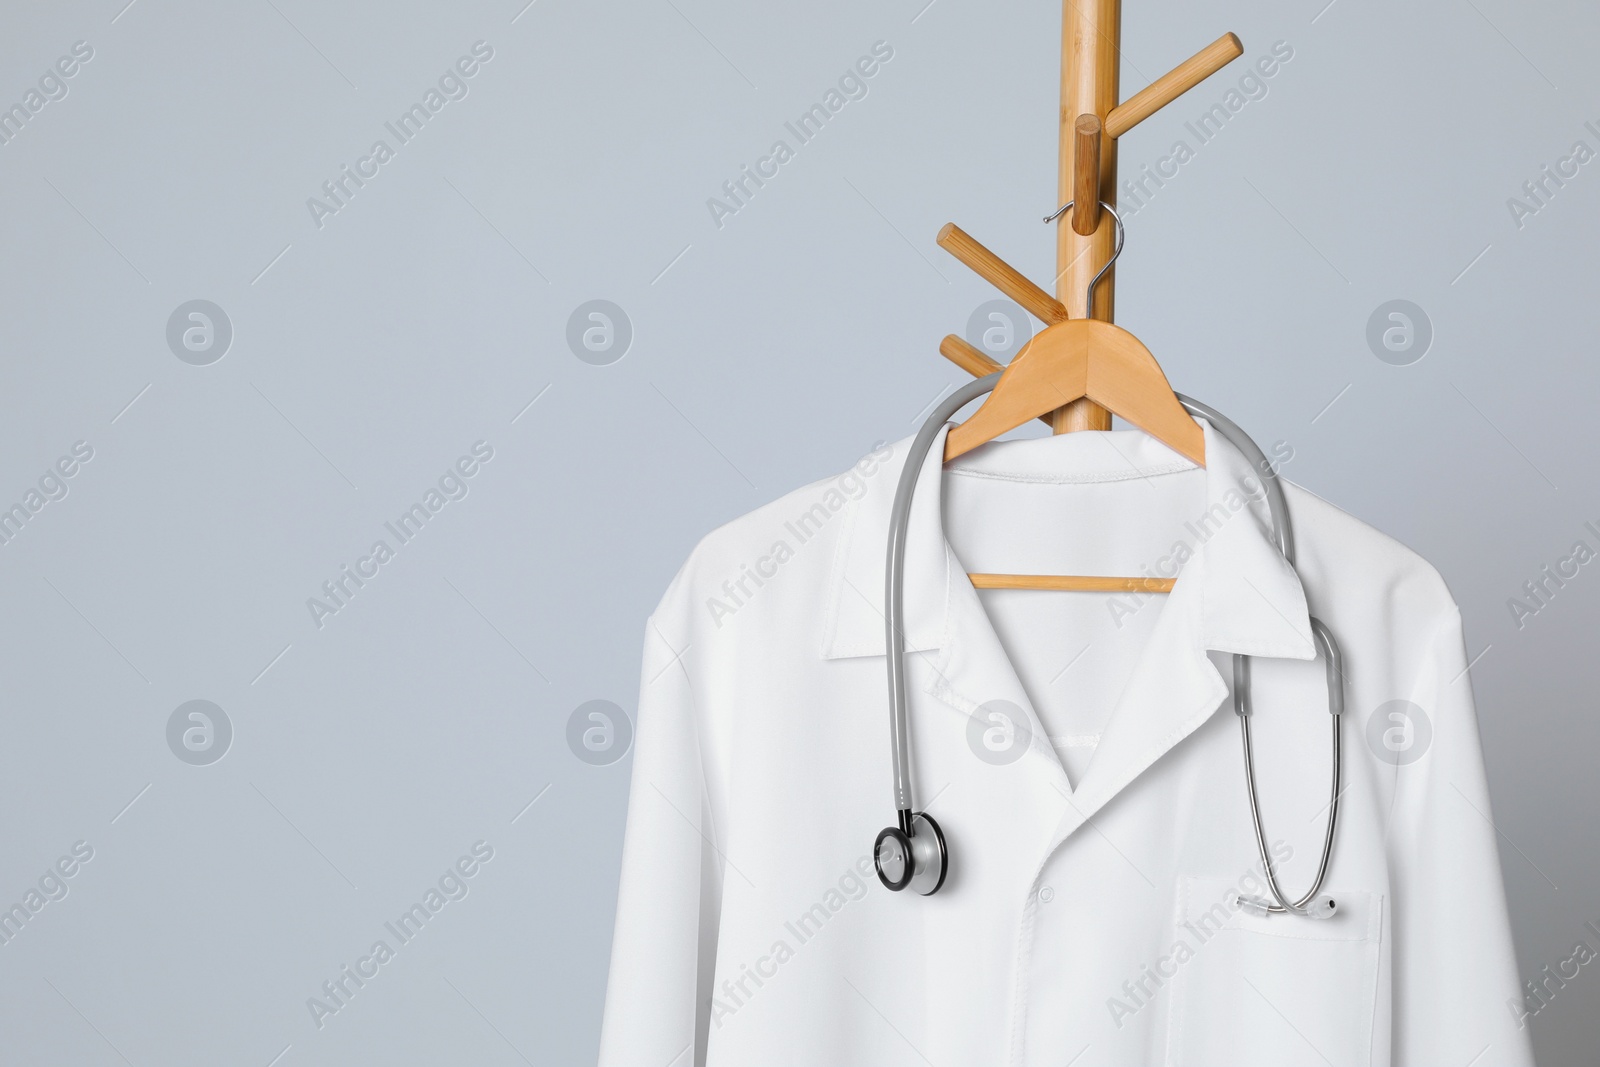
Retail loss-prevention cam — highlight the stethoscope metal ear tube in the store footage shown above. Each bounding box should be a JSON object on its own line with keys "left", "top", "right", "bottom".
{"left": 874, "top": 380, "right": 1345, "bottom": 916}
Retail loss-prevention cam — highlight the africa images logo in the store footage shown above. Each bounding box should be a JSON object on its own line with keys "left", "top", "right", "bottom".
{"left": 566, "top": 700, "right": 633, "bottom": 766}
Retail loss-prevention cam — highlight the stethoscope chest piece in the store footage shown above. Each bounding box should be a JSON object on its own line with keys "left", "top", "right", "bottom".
{"left": 875, "top": 812, "right": 947, "bottom": 895}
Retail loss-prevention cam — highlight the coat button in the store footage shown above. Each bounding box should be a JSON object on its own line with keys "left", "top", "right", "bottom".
{"left": 1038, "top": 886, "right": 1054, "bottom": 903}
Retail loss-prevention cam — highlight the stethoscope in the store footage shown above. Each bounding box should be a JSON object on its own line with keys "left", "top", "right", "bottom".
{"left": 873, "top": 214, "right": 1345, "bottom": 917}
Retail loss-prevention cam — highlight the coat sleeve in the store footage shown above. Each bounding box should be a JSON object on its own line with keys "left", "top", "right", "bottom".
{"left": 1387, "top": 605, "right": 1533, "bottom": 1065}
{"left": 598, "top": 597, "right": 723, "bottom": 1067}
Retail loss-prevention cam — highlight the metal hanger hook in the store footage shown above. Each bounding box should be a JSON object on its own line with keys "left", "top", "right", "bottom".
{"left": 1042, "top": 199, "right": 1125, "bottom": 318}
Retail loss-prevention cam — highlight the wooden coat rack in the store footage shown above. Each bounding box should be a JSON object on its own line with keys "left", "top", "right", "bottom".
{"left": 936, "top": 3, "right": 1244, "bottom": 593}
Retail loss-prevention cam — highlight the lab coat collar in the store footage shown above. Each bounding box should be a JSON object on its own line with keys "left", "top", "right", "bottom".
{"left": 822, "top": 418, "right": 1317, "bottom": 665}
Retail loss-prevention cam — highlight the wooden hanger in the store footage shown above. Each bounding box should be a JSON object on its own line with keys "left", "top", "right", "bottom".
{"left": 940, "top": 336, "right": 1185, "bottom": 593}
{"left": 938, "top": 220, "right": 1201, "bottom": 593}
{"left": 926, "top": 26, "right": 1244, "bottom": 593}
{"left": 942, "top": 280, "right": 1205, "bottom": 467}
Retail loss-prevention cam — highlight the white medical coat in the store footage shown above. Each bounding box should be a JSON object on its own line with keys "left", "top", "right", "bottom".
{"left": 599, "top": 421, "right": 1533, "bottom": 1067}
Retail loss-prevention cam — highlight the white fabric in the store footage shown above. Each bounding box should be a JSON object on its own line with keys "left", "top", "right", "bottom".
{"left": 598, "top": 421, "right": 1533, "bottom": 1067}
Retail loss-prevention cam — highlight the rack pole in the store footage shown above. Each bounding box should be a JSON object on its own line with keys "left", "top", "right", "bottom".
{"left": 1051, "top": 0, "right": 1120, "bottom": 434}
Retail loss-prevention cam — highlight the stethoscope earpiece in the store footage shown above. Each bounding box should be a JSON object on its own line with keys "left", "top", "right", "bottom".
{"left": 875, "top": 812, "right": 948, "bottom": 895}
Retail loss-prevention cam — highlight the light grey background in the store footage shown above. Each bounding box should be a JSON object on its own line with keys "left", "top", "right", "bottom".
{"left": 0, "top": 0, "right": 1594, "bottom": 1063}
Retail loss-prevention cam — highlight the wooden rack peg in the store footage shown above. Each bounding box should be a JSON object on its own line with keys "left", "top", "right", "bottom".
{"left": 1071, "top": 115, "right": 1102, "bottom": 237}
{"left": 1104, "top": 33, "right": 1244, "bottom": 138}
{"left": 936, "top": 224, "right": 1069, "bottom": 325}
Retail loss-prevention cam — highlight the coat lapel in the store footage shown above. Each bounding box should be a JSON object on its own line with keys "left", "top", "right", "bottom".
{"left": 1058, "top": 419, "right": 1320, "bottom": 828}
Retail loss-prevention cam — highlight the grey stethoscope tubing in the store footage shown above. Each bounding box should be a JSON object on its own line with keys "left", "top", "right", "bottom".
{"left": 874, "top": 374, "right": 1345, "bottom": 919}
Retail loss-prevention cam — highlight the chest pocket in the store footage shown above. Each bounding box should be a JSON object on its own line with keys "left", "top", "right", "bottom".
{"left": 1163, "top": 875, "right": 1383, "bottom": 1067}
